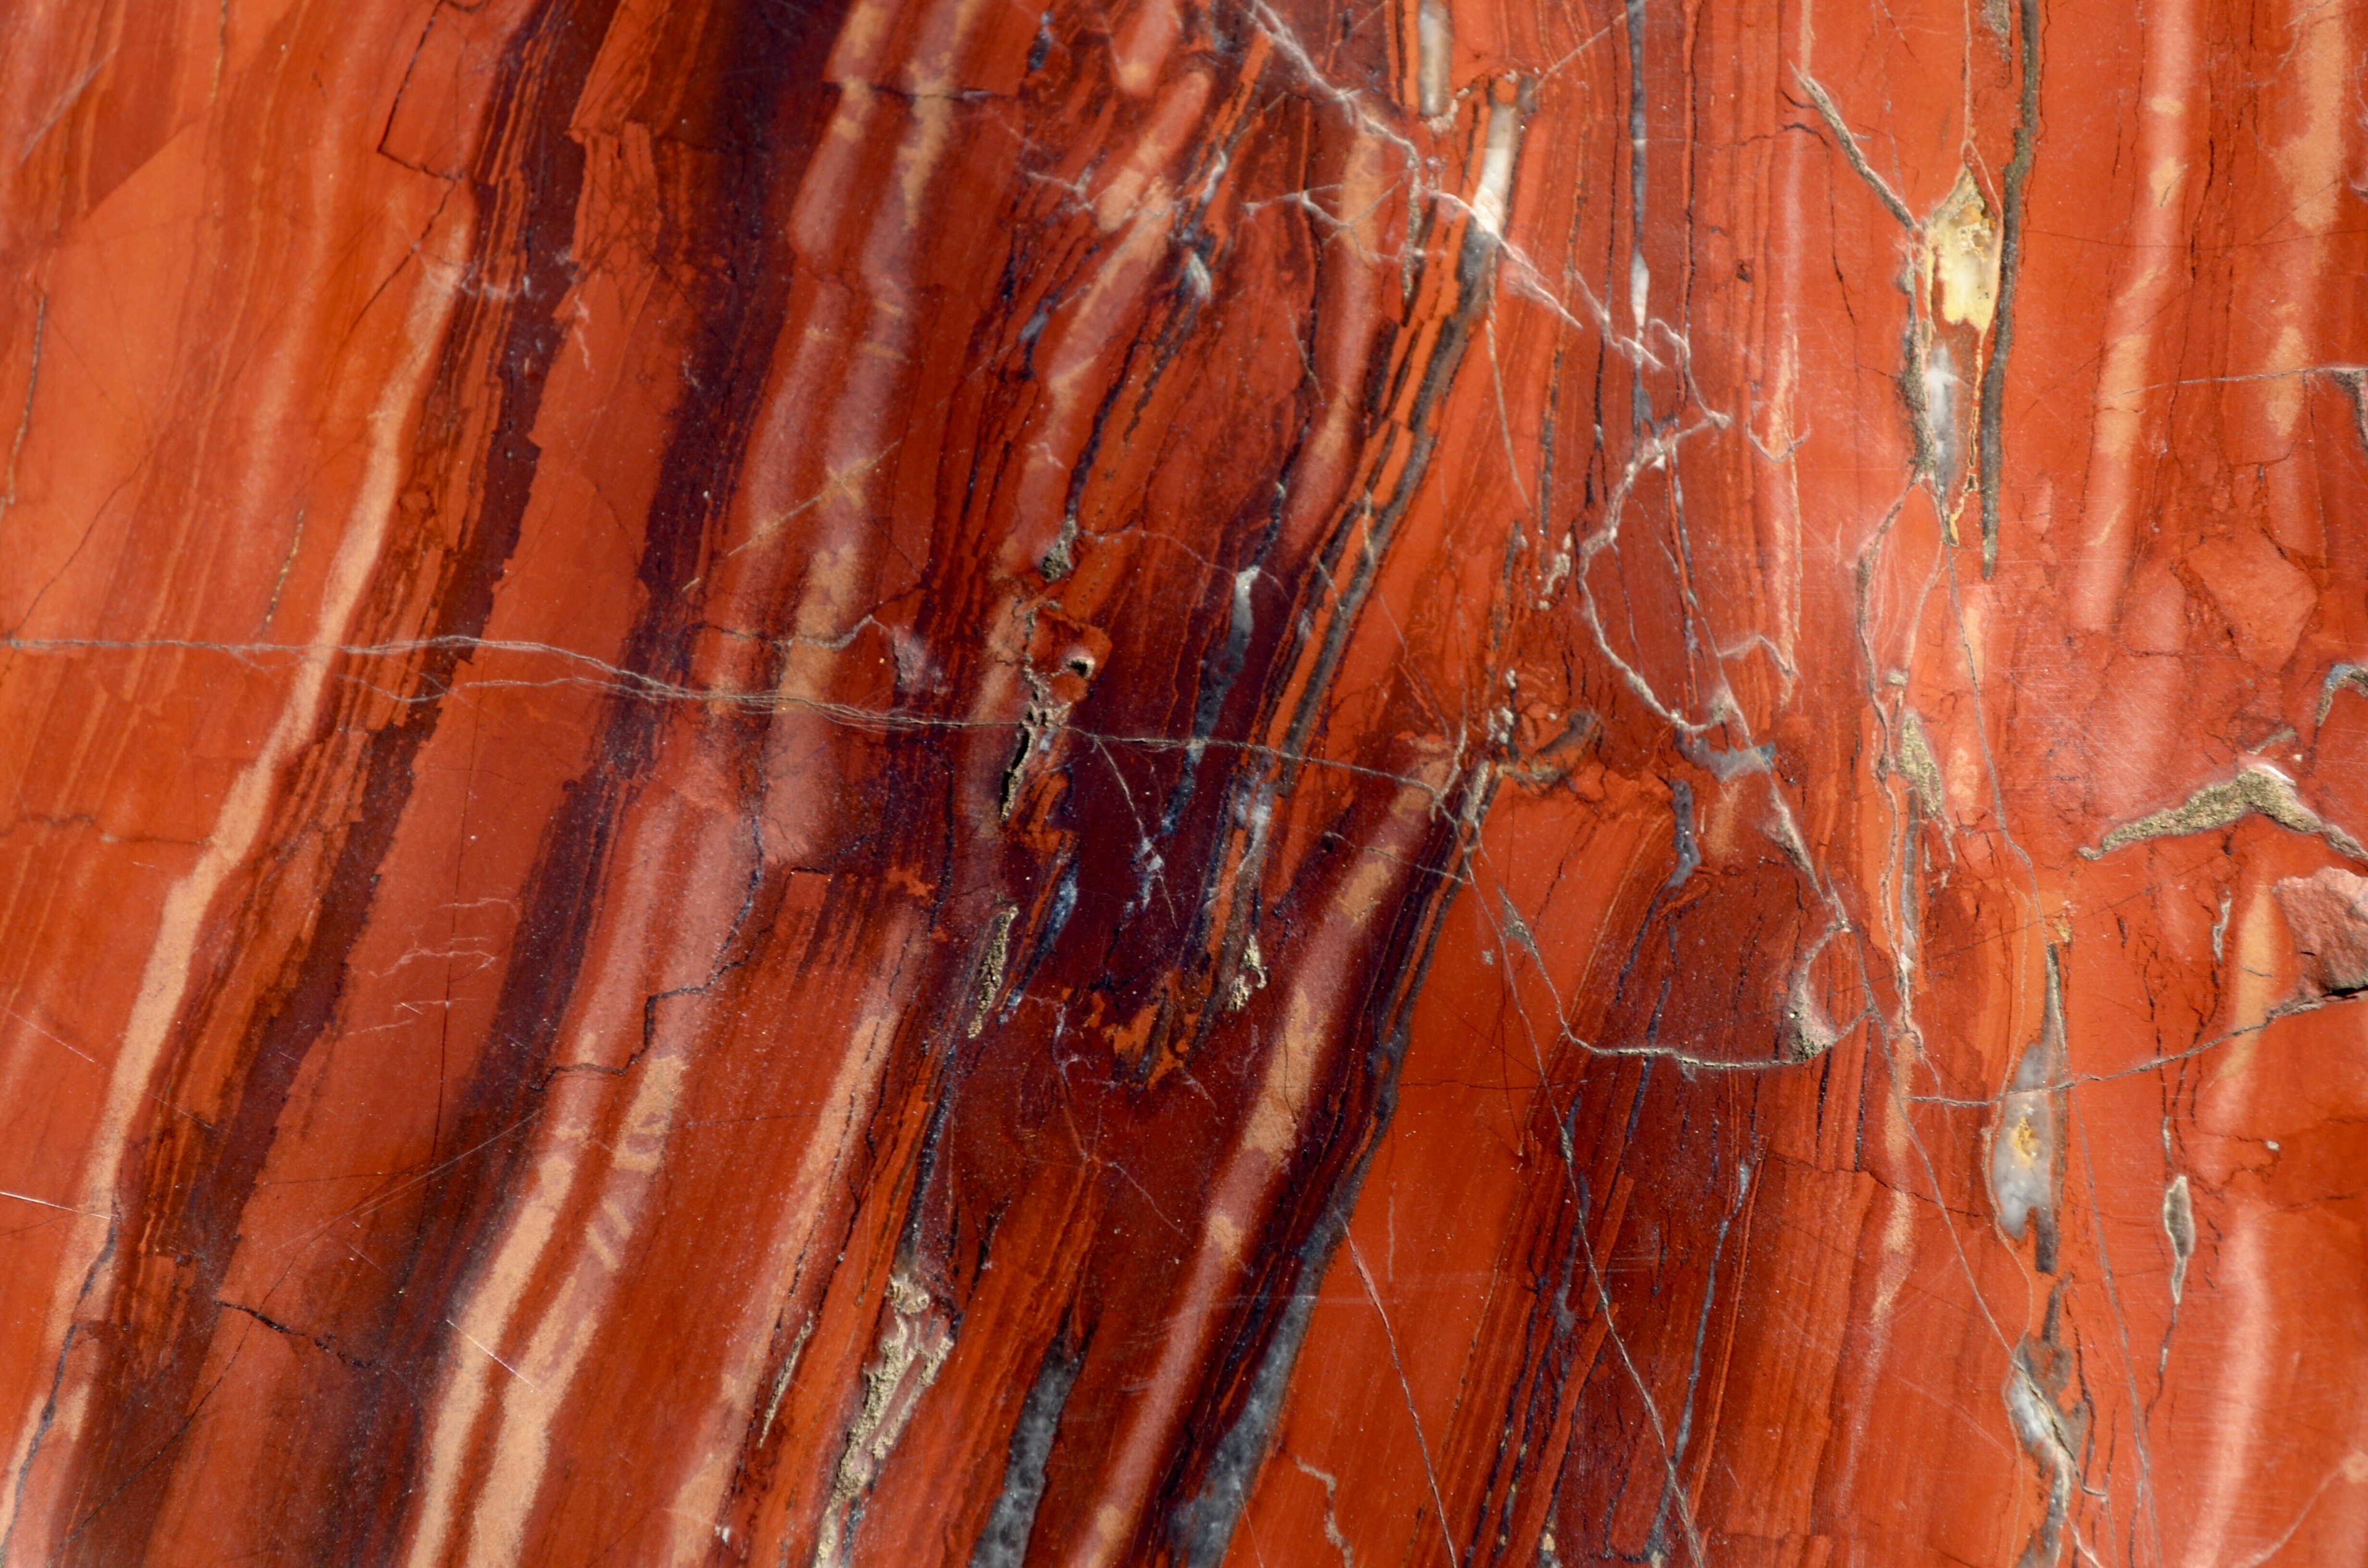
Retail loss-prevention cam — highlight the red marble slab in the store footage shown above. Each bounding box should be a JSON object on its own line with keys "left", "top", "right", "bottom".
{"left": 0, "top": 0, "right": 2362, "bottom": 1564}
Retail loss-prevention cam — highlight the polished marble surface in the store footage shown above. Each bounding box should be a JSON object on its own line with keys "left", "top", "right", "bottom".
{"left": 0, "top": 0, "right": 2362, "bottom": 1563}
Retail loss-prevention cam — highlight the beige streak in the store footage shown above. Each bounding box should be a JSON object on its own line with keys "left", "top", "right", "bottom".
{"left": 656, "top": 953, "right": 915, "bottom": 1567}
{"left": 1066, "top": 784, "right": 1434, "bottom": 1568}
{"left": 398, "top": 1075, "right": 609, "bottom": 1568}
{"left": 0, "top": 207, "right": 472, "bottom": 1556}
{"left": 454, "top": 1054, "right": 689, "bottom": 1567}
{"left": 2068, "top": 0, "right": 2198, "bottom": 630}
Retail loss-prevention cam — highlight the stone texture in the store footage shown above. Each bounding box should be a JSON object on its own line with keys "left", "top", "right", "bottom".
{"left": 2277, "top": 868, "right": 2368, "bottom": 998}
{"left": 0, "top": 0, "right": 2363, "bottom": 1565}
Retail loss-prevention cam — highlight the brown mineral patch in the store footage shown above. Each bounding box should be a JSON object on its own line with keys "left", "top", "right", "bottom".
{"left": 2274, "top": 867, "right": 2368, "bottom": 996}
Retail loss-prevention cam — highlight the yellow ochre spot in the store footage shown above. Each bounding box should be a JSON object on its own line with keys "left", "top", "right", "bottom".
{"left": 1925, "top": 171, "right": 2000, "bottom": 333}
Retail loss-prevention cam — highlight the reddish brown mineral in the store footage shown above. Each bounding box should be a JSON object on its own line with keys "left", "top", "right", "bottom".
{"left": 0, "top": 0, "right": 2362, "bottom": 1564}
{"left": 2277, "top": 869, "right": 2368, "bottom": 998}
